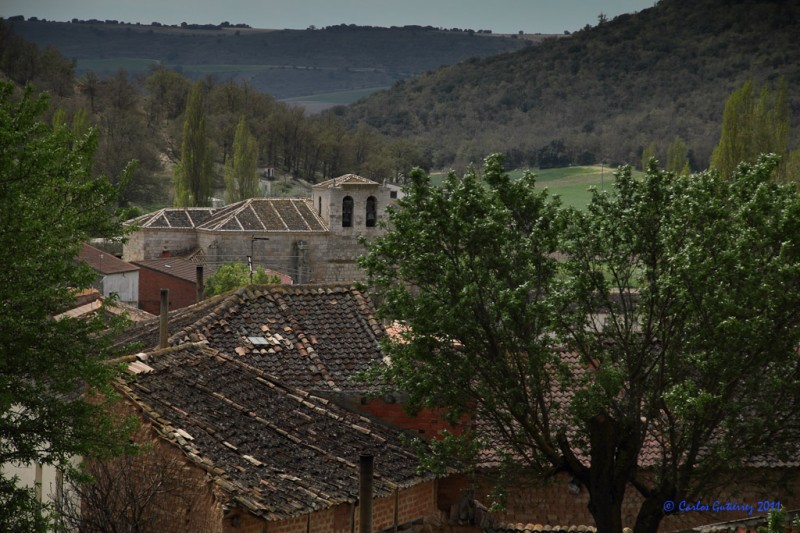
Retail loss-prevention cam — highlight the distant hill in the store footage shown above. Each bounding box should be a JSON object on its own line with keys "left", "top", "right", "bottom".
{"left": 336, "top": 0, "right": 800, "bottom": 170}
{"left": 5, "top": 18, "right": 531, "bottom": 101}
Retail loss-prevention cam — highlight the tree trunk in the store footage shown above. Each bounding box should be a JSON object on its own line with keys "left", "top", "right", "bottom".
{"left": 587, "top": 414, "right": 629, "bottom": 533}
{"left": 633, "top": 494, "right": 667, "bottom": 533}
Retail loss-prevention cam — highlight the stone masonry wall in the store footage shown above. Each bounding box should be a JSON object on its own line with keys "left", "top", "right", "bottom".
{"left": 122, "top": 228, "right": 198, "bottom": 262}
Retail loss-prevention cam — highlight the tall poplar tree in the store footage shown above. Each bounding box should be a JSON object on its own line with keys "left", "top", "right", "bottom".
{"left": 224, "top": 116, "right": 259, "bottom": 203}
{"left": 666, "top": 136, "right": 690, "bottom": 175}
{"left": 174, "top": 81, "right": 213, "bottom": 207}
{"left": 711, "top": 79, "right": 789, "bottom": 179}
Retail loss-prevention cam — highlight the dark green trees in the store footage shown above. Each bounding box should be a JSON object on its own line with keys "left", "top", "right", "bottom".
{"left": 0, "top": 83, "right": 133, "bottom": 528}
{"left": 361, "top": 155, "right": 800, "bottom": 533}
{"left": 174, "top": 81, "right": 213, "bottom": 207}
{"left": 224, "top": 116, "right": 260, "bottom": 203}
{"left": 711, "top": 79, "right": 790, "bottom": 179}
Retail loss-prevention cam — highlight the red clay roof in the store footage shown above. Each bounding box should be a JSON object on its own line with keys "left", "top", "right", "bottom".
{"left": 133, "top": 256, "right": 199, "bottom": 283}
{"left": 79, "top": 243, "right": 139, "bottom": 275}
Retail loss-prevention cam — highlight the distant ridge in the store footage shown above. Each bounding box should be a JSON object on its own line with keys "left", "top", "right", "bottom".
{"left": 337, "top": 0, "right": 800, "bottom": 169}
{"left": 6, "top": 18, "right": 530, "bottom": 100}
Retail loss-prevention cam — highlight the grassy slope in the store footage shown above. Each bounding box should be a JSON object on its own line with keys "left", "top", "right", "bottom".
{"left": 430, "top": 166, "right": 639, "bottom": 210}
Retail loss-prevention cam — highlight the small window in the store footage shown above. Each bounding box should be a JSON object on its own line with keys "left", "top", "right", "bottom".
{"left": 342, "top": 196, "right": 353, "bottom": 227}
{"left": 318, "top": 196, "right": 322, "bottom": 216}
{"left": 366, "top": 196, "right": 377, "bottom": 228}
{"left": 390, "top": 190, "right": 398, "bottom": 199}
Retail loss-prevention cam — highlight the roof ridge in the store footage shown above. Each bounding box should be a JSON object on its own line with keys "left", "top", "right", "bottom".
{"left": 289, "top": 199, "right": 312, "bottom": 231}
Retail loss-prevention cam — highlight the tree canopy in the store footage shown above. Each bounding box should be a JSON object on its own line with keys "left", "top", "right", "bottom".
{"left": 710, "top": 79, "right": 790, "bottom": 179}
{"left": 224, "top": 116, "right": 259, "bottom": 203}
{"left": 173, "top": 81, "right": 213, "bottom": 207}
{"left": 0, "top": 82, "right": 134, "bottom": 528}
{"left": 361, "top": 154, "right": 800, "bottom": 533}
{"left": 204, "top": 263, "right": 281, "bottom": 296}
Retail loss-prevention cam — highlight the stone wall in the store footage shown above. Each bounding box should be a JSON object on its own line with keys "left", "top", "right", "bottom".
{"left": 123, "top": 228, "right": 198, "bottom": 262}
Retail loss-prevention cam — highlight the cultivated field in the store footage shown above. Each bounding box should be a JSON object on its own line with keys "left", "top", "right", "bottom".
{"left": 430, "top": 165, "right": 639, "bottom": 210}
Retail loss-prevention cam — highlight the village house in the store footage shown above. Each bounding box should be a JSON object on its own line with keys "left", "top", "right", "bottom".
{"left": 122, "top": 174, "right": 396, "bottom": 286}
{"left": 110, "top": 285, "right": 460, "bottom": 532}
{"left": 78, "top": 242, "right": 140, "bottom": 306}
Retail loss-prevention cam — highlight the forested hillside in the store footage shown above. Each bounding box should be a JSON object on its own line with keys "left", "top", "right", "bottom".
{"left": 5, "top": 17, "right": 529, "bottom": 100}
{"left": 0, "top": 21, "right": 436, "bottom": 210}
{"left": 337, "top": 0, "right": 800, "bottom": 170}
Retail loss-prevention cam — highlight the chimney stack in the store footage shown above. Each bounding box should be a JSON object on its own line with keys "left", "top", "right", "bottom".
{"left": 159, "top": 288, "right": 169, "bottom": 349}
{"left": 359, "top": 453, "right": 374, "bottom": 533}
{"left": 196, "top": 265, "right": 204, "bottom": 302}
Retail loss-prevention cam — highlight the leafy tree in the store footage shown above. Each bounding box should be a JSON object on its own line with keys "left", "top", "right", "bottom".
{"left": 205, "top": 263, "right": 281, "bottom": 296}
{"left": 0, "top": 83, "right": 134, "bottom": 528}
{"left": 641, "top": 142, "right": 656, "bottom": 171}
{"left": 665, "top": 135, "right": 690, "bottom": 174}
{"left": 174, "top": 81, "right": 213, "bottom": 206}
{"left": 224, "top": 116, "right": 259, "bottom": 203}
{"left": 143, "top": 66, "right": 191, "bottom": 123}
{"left": 711, "top": 79, "right": 789, "bottom": 178}
{"left": 361, "top": 154, "right": 800, "bottom": 533}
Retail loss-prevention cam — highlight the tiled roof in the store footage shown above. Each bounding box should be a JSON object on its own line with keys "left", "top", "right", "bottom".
{"left": 125, "top": 207, "right": 217, "bottom": 229}
{"left": 53, "top": 290, "right": 155, "bottom": 322}
{"left": 313, "top": 174, "right": 379, "bottom": 189}
{"left": 196, "top": 198, "right": 327, "bottom": 232}
{"left": 79, "top": 243, "right": 139, "bottom": 274}
{"left": 133, "top": 256, "right": 201, "bottom": 283}
{"left": 116, "top": 343, "right": 429, "bottom": 520}
{"left": 116, "top": 285, "right": 386, "bottom": 392}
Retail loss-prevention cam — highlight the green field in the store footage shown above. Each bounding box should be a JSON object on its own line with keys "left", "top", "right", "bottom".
{"left": 430, "top": 165, "right": 639, "bottom": 210}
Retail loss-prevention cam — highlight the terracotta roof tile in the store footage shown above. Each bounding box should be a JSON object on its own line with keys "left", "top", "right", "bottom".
{"left": 116, "top": 285, "right": 385, "bottom": 393}
{"left": 116, "top": 343, "right": 429, "bottom": 520}
{"left": 132, "top": 256, "right": 199, "bottom": 283}
{"left": 79, "top": 243, "right": 139, "bottom": 274}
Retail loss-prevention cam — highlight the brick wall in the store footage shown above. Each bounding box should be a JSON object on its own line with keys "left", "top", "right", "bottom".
{"left": 222, "top": 480, "right": 439, "bottom": 533}
{"left": 136, "top": 266, "right": 197, "bottom": 314}
{"left": 355, "top": 398, "right": 467, "bottom": 440}
{"left": 438, "top": 469, "right": 800, "bottom": 532}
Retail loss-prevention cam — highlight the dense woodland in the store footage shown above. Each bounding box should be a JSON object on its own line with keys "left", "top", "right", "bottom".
{"left": 2, "top": 0, "right": 800, "bottom": 210}
{"left": 340, "top": 0, "right": 800, "bottom": 170}
{"left": 0, "top": 20, "right": 433, "bottom": 209}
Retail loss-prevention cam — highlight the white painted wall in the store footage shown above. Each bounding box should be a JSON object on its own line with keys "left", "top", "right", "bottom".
{"left": 101, "top": 271, "right": 139, "bottom": 305}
